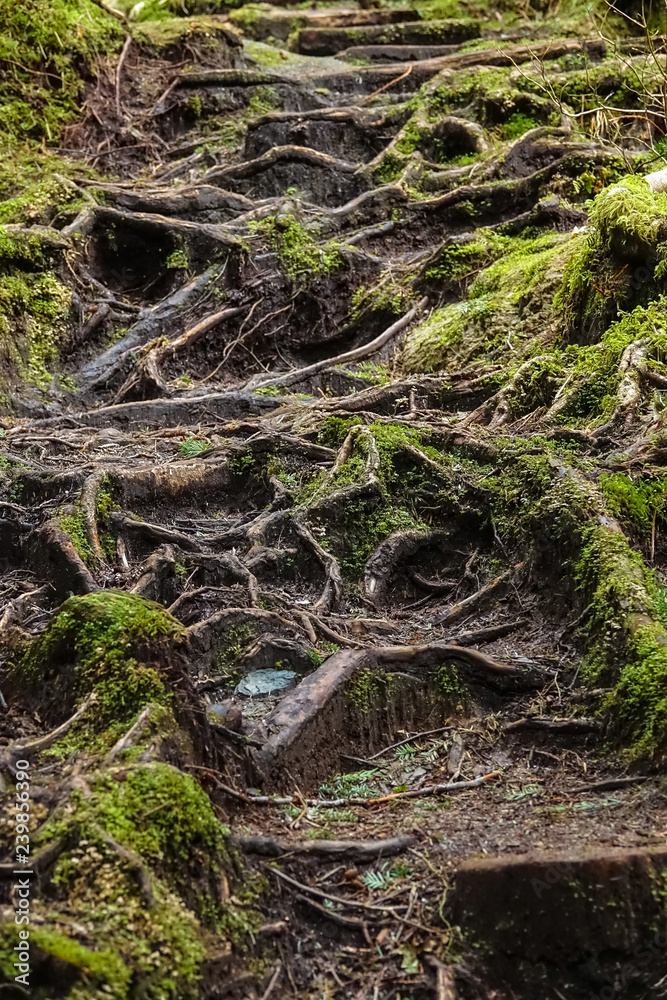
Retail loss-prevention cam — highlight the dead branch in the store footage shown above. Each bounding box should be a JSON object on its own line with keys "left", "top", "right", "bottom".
{"left": 504, "top": 716, "right": 601, "bottom": 734}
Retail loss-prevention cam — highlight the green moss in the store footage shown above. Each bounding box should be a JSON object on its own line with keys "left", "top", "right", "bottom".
{"left": 402, "top": 232, "right": 568, "bottom": 372}
{"left": 575, "top": 525, "right": 667, "bottom": 757}
{"left": 15, "top": 591, "right": 185, "bottom": 749}
{"left": 348, "top": 667, "right": 391, "bottom": 716}
{"left": 499, "top": 111, "right": 539, "bottom": 139}
{"left": 0, "top": 0, "right": 122, "bottom": 145}
{"left": 553, "top": 299, "right": 667, "bottom": 421}
{"left": 214, "top": 624, "right": 256, "bottom": 675}
{"left": 599, "top": 471, "right": 667, "bottom": 538}
{"left": 15, "top": 761, "right": 255, "bottom": 1000}
{"left": 317, "top": 416, "right": 364, "bottom": 448}
{"left": 373, "top": 151, "right": 405, "bottom": 186}
{"left": 249, "top": 214, "right": 342, "bottom": 284}
{"left": 0, "top": 925, "right": 131, "bottom": 1000}
{"left": 557, "top": 176, "right": 667, "bottom": 333}
{"left": 60, "top": 504, "right": 95, "bottom": 565}
{"left": 88, "top": 765, "right": 225, "bottom": 871}
{"left": 0, "top": 227, "right": 72, "bottom": 389}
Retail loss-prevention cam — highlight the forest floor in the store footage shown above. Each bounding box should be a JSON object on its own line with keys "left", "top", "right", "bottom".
{"left": 1, "top": 0, "right": 667, "bottom": 998}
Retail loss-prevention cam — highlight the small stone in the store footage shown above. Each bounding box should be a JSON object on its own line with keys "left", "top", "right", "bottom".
{"left": 235, "top": 669, "right": 297, "bottom": 697}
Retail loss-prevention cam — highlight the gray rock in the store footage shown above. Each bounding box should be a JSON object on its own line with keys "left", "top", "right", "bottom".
{"left": 235, "top": 669, "right": 297, "bottom": 698}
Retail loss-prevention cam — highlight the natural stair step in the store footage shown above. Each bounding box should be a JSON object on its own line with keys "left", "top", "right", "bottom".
{"left": 229, "top": 5, "right": 422, "bottom": 43}
{"left": 338, "top": 43, "right": 461, "bottom": 63}
{"left": 291, "top": 19, "right": 480, "bottom": 57}
{"left": 452, "top": 844, "right": 667, "bottom": 992}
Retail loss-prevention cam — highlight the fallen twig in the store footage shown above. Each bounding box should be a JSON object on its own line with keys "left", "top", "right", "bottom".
{"left": 368, "top": 726, "right": 453, "bottom": 760}
{"left": 295, "top": 893, "right": 374, "bottom": 929}
{"left": 115, "top": 36, "right": 132, "bottom": 118}
{"left": 366, "top": 770, "right": 501, "bottom": 804}
{"left": 270, "top": 867, "right": 434, "bottom": 933}
{"left": 246, "top": 771, "right": 500, "bottom": 808}
{"left": 426, "top": 955, "right": 458, "bottom": 1000}
{"left": 436, "top": 565, "right": 521, "bottom": 627}
{"left": 504, "top": 717, "right": 600, "bottom": 734}
{"left": 247, "top": 297, "right": 428, "bottom": 392}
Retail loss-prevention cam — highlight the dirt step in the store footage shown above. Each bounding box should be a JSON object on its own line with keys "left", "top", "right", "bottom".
{"left": 338, "top": 43, "right": 461, "bottom": 63}
{"left": 252, "top": 644, "right": 543, "bottom": 789}
{"left": 244, "top": 107, "right": 405, "bottom": 162}
{"left": 290, "top": 19, "right": 480, "bottom": 57}
{"left": 452, "top": 844, "right": 667, "bottom": 994}
{"left": 229, "top": 5, "right": 422, "bottom": 43}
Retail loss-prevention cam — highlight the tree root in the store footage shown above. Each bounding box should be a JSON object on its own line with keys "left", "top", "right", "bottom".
{"left": 230, "top": 834, "right": 414, "bottom": 860}
{"left": 292, "top": 514, "right": 343, "bottom": 612}
{"left": 111, "top": 511, "right": 203, "bottom": 552}
{"left": 0, "top": 692, "right": 98, "bottom": 777}
{"left": 435, "top": 566, "right": 521, "bottom": 628}
{"left": 247, "top": 297, "right": 429, "bottom": 393}
{"left": 113, "top": 305, "right": 247, "bottom": 404}
{"left": 104, "top": 703, "right": 155, "bottom": 764}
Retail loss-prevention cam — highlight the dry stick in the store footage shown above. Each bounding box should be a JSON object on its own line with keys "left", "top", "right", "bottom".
{"left": 436, "top": 564, "right": 521, "bottom": 627}
{"left": 115, "top": 36, "right": 132, "bottom": 118}
{"left": 306, "top": 611, "right": 364, "bottom": 649}
{"left": 447, "top": 618, "right": 529, "bottom": 647}
{"left": 296, "top": 610, "right": 318, "bottom": 644}
{"left": 232, "top": 834, "right": 415, "bottom": 861}
{"left": 184, "top": 765, "right": 251, "bottom": 803}
{"left": 570, "top": 775, "right": 650, "bottom": 795}
{"left": 260, "top": 962, "right": 282, "bottom": 1000}
{"left": 246, "top": 771, "right": 501, "bottom": 809}
{"left": 426, "top": 956, "right": 458, "bottom": 1000}
{"left": 367, "top": 726, "right": 453, "bottom": 761}
{"left": 105, "top": 703, "right": 154, "bottom": 763}
{"left": 504, "top": 717, "right": 599, "bottom": 734}
{"left": 270, "top": 867, "right": 433, "bottom": 933}
{"left": 248, "top": 297, "right": 429, "bottom": 392}
{"left": 296, "top": 893, "right": 373, "bottom": 929}
{"left": 366, "top": 770, "right": 501, "bottom": 804}
{"left": 360, "top": 64, "right": 413, "bottom": 105}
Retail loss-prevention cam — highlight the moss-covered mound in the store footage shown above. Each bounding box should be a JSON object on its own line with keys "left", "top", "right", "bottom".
{"left": 14, "top": 591, "right": 187, "bottom": 749}
{"left": 0, "top": 762, "right": 260, "bottom": 1000}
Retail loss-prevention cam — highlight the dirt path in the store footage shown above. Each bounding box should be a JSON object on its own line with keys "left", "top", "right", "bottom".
{"left": 2, "top": 2, "right": 667, "bottom": 998}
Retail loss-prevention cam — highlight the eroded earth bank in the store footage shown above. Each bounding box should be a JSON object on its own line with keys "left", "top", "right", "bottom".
{"left": 1, "top": 0, "right": 667, "bottom": 997}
